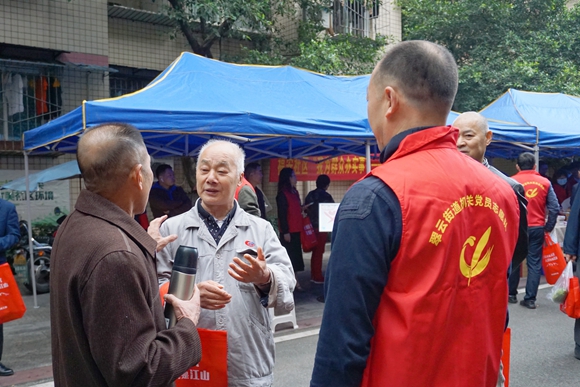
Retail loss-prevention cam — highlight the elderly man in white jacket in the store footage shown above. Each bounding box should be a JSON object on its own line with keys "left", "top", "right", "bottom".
{"left": 157, "top": 139, "right": 296, "bottom": 387}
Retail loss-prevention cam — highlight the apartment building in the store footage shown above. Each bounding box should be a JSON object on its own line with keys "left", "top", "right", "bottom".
{"left": 0, "top": 0, "right": 401, "bottom": 217}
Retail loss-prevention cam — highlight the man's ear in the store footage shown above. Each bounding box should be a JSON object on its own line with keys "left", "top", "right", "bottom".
{"left": 238, "top": 172, "right": 244, "bottom": 186}
{"left": 132, "top": 164, "right": 144, "bottom": 190}
{"left": 384, "top": 86, "right": 399, "bottom": 119}
{"left": 485, "top": 130, "right": 493, "bottom": 146}
{"left": 516, "top": 165, "right": 521, "bottom": 172}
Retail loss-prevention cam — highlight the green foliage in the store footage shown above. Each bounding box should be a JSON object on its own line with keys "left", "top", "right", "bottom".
{"left": 398, "top": 0, "right": 580, "bottom": 111}
{"left": 166, "top": 0, "right": 296, "bottom": 57}
{"left": 230, "top": 34, "right": 388, "bottom": 76}
{"left": 290, "top": 34, "right": 389, "bottom": 75}
{"left": 170, "top": 0, "right": 386, "bottom": 76}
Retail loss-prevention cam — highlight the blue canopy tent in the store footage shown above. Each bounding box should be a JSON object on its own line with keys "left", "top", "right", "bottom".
{"left": 480, "top": 89, "right": 580, "bottom": 160}
{"left": 1, "top": 160, "right": 80, "bottom": 191}
{"left": 24, "top": 52, "right": 377, "bottom": 162}
{"left": 21, "top": 53, "right": 383, "bottom": 305}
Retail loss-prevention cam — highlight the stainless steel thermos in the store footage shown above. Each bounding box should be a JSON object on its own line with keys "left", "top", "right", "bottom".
{"left": 163, "top": 245, "right": 198, "bottom": 328}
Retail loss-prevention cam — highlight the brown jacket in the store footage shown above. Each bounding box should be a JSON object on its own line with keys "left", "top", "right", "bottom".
{"left": 50, "top": 190, "right": 201, "bottom": 387}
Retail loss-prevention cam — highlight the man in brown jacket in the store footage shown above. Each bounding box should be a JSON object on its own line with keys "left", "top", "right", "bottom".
{"left": 50, "top": 123, "right": 202, "bottom": 386}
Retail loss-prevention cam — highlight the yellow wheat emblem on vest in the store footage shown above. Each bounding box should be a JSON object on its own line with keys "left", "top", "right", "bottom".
{"left": 525, "top": 188, "right": 538, "bottom": 198}
{"left": 460, "top": 226, "right": 494, "bottom": 286}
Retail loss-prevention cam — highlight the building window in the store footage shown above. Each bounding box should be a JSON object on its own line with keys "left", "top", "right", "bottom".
{"left": 332, "top": 0, "right": 379, "bottom": 37}
{"left": 109, "top": 66, "right": 160, "bottom": 98}
{"left": 0, "top": 70, "right": 63, "bottom": 141}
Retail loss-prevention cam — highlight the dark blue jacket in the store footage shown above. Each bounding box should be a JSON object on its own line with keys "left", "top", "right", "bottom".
{"left": 0, "top": 199, "right": 20, "bottom": 264}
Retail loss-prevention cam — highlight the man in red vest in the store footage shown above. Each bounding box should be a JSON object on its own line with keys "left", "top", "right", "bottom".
{"left": 310, "top": 41, "right": 519, "bottom": 387}
{"left": 510, "top": 152, "right": 559, "bottom": 309}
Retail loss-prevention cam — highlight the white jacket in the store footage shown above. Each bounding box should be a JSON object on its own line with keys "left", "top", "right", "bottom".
{"left": 157, "top": 201, "right": 296, "bottom": 387}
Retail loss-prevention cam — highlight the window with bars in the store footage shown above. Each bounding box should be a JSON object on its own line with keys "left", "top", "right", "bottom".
{"left": 332, "top": 0, "right": 380, "bottom": 37}
{"left": 109, "top": 67, "right": 160, "bottom": 98}
{"left": 0, "top": 70, "right": 64, "bottom": 141}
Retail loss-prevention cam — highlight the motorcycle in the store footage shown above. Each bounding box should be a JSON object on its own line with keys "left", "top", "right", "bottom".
{"left": 11, "top": 221, "right": 51, "bottom": 294}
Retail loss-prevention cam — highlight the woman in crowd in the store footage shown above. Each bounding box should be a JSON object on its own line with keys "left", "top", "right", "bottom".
{"left": 553, "top": 169, "right": 571, "bottom": 205}
{"left": 276, "top": 167, "right": 304, "bottom": 289}
{"left": 305, "top": 174, "right": 334, "bottom": 284}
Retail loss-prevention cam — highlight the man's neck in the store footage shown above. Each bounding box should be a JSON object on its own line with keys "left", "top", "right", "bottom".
{"left": 101, "top": 191, "right": 135, "bottom": 217}
{"left": 201, "top": 201, "right": 234, "bottom": 220}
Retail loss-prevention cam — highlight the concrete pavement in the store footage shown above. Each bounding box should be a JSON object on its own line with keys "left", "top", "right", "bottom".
{"left": 3, "top": 245, "right": 572, "bottom": 387}
{"left": 0, "top": 246, "right": 331, "bottom": 387}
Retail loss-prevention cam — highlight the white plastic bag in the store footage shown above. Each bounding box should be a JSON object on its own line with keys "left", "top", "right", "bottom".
{"left": 547, "top": 261, "right": 574, "bottom": 303}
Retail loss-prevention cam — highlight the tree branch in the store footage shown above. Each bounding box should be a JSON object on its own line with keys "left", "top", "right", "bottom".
{"left": 167, "top": 0, "right": 203, "bottom": 55}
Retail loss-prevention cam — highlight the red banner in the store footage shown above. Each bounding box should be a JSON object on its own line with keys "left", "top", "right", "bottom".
{"left": 269, "top": 155, "right": 381, "bottom": 182}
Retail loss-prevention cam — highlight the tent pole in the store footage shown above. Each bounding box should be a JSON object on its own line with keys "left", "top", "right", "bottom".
{"left": 534, "top": 126, "right": 540, "bottom": 169}
{"left": 365, "top": 141, "right": 371, "bottom": 173}
{"left": 24, "top": 152, "right": 38, "bottom": 308}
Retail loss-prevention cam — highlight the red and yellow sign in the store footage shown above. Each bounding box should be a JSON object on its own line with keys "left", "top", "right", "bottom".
{"left": 269, "top": 155, "right": 381, "bottom": 182}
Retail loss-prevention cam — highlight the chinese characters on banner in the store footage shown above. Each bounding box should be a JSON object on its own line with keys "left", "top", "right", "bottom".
{"left": 0, "top": 170, "right": 70, "bottom": 229}
{"left": 269, "top": 155, "right": 381, "bottom": 182}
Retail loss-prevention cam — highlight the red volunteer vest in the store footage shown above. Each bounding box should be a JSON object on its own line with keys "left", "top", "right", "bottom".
{"left": 283, "top": 189, "right": 303, "bottom": 233}
{"left": 511, "top": 170, "right": 551, "bottom": 227}
{"left": 360, "top": 126, "right": 519, "bottom": 387}
{"left": 234, "top": 176, "right": 255, "bottom": 199}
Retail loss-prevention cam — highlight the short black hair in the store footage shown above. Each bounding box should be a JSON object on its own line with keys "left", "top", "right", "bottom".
{"left": 155, "top": 164, "right": 172, "bottom": 180}
{"left": 517, "top": 152, "right": 536, "bottom": 170}
{"left": 316, "top": 174, "right": 331, "bottom": 189}
{"left": 245, "top": 162, "right": 261, "bottom": 176}
{"left": 375, "top": 40, "right": 458, "bottom": 112}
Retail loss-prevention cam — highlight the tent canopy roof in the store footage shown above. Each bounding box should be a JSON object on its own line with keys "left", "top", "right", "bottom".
{"left": 1, "top": 160, "right": 80, "bottom": 191}
{"left": 480, "top": 88, "right": 580, "bottom": 157}
{"left": 24, "top": 53, "right": 377, "bottom": 161}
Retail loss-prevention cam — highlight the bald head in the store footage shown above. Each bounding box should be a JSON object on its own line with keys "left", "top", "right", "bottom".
{"left": 77, "top": 123, "right": 148, "bottom": 195}
{"left": 454, "top": 112, "right": 492, "bottom": 163}
{"left": 373, "top": 40, "right": 458, "bottom": 113}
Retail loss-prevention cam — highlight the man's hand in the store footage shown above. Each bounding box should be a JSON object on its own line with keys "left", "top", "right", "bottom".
{"left": 164, "top": 285, "right": 201, "bottom": 325}
{"left": 197, "top": 280, "right": 232, "bottom": 310}
{"left": 564, "top": 253, "right": 577, "bottom": 263}
{"left": 228, "top": 247, "right": 271, "bottom": 285}
{"left": 283, "top": 233, "right": 291, "bottom": 243}
{"left": 148, "top": 215, "right": 177, "bottom": 252}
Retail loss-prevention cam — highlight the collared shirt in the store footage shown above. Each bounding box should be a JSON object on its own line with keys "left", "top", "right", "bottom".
{"left": 197, "top": 200, "right": 236, "bottom": 244}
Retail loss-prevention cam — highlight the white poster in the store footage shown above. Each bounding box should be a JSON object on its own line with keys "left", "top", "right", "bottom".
{"left": 0, "top": 170, "right": 71, "bottom": 231}
{"left": 319, "top": 203, "right": 340, "bottom": 232}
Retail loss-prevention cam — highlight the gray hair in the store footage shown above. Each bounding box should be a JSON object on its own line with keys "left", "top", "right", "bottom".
{"left": 197, "top": 139, "right": 245, "bottom": 176}
{"left": 77, "top": 123, "right": 147, "bottom": 195}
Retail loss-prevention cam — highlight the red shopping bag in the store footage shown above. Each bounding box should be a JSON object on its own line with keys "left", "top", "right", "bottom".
{"left": 0, "top": 263, "right": 26, "bottom": 324}
{"left": 560, "top": 277, "right": 580, "bottom": 319}
{"left": 159, "top": 282, "right": 228, "bottom": 387}
{"left": 301, "top": 216, "right": 318, "bottom": 253}
{"left": 542, "top": 233, "right": 567, "bottom": 285}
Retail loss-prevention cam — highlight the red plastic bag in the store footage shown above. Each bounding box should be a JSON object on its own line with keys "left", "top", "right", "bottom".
{"left": 560, "top": 276, "right": 580, "bottom": 319}
{"left": 542, "top": 233, "right": 567, "bottom": 285}
{"left": 301, "top": 216, "right": 318, "bottom": 253}
{"left": 159, "top": 282, "right": 228, "bottom": 386}
{"left": 0, "top": 263, "right": 26, "bottom": 324}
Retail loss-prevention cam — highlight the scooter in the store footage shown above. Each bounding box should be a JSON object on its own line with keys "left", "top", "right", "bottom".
{"left": 11, "top": 221, "right": 51, "bottom": 294}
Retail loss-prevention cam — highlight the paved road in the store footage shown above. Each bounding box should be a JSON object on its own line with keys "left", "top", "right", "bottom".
{"left": 4, "top": 279, "right": 580, "bottom": 386}
{"left": 272, "top": 286, "right": 580, "bottom": 387}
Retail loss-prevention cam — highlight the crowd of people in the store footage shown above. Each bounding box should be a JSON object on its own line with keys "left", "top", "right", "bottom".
{"left": 0, "top": 39, "right": 569, "bottom": 386}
